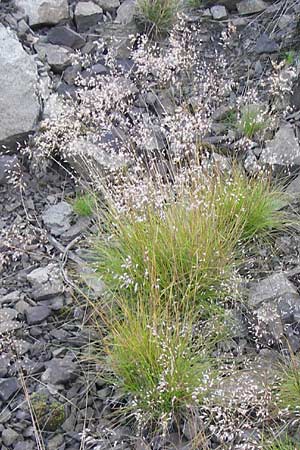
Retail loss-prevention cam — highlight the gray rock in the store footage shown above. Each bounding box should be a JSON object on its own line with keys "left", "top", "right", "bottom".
{"left": 0, "top": 155, "right": 19, "bottom": 184}
{"left": 0, "top": 25, "right": 40, "bottom": 147}
{"left": 0, "top": 377, "right": 20, "bottom": 401}
{"left": 25, "top": 305, "right": 51, "bottom": 325}
{"left": 15, "top": 0, "right": 69, "bottom": 27}
{"left": 211, "top": 5, "right": 227, "bottom": 19}
{"left": 0, "top": 307, "right": 18, "bottom": 322}
{"left": 27, "top": 264, "right": 64, "bottom": 300}
{"left": 35, "top": 43, "right": 72, "bottom": 73}
{"left": 94, "top": 0, "right": 120, "bottom": 11}
{"left": 42, "top": 201, "right": 73, "bottom": 236}
{"left": 255, "top": 33, "right": 279, "bottom": 54}
{"left": 41, "top": 358, "right": 77, "bottom": 385}
{"left": 62, "top": 413, "right": 77, "bottom": 432}
{"left": 13, "top": 442, "right": 34, "bottom": 450}
{"left": 0, "top": 306, "right": 22, "bottom": 334}
{"left": 47, "top": 434, "right": 65, "bottom": 450}
{"left": 75, "top": 2, "right": 103, "bottom": 32}
{"left": 286, "top": 175, "right": 300, "bottom": 195}
{"left": 0, "top": 356, "right": 10, "bottom": 377}
{"left": 248, "top": 273, "right": 298, "bottom": 308}
{"left": 236, "top": 0, "right": 268, "bottom": 15}
{"left": 260, "top": 125, "right": 300, "bottom": 168}
{"left": 255, "top": 302, "right": 284, "bottom": 344}
{"left": 2, "top": 428, "right": 19, "bottom": 446}
{"left": 116, "top": 0, "right": 136, "bottom": 24}
{"left": 47, "top": 26, "right": 86, "bottom": 49}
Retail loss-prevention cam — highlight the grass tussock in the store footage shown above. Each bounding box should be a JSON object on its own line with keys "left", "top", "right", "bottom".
{"left": 277, "top": 356, "right": 300, "bottom": 412}
{"left": 104, "top": 301, "right": 217, "bottom": 430}
{"left": 72, "top": 193, "right": 97, "bottom": 217}
{"left": 93, "top": 166, "right": 292, "bottom": 316}
{"left": 136, "top": 0, "right": 180, "bottom": 35}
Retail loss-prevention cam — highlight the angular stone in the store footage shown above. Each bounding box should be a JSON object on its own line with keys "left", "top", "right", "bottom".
{"left": 13, "top": 442, "right": 34, "bottom": 450}
{"left": 75, "top": 1, "right": 103, "bottom": 32}
{"left": 41, "top": 358, "right": 77, "bottom": 385}
{"left": 255, "top": 33, "right": 279, "bottom": 54}
{"left": 25, "top": 305, "right": 52, "bottom": 325}
{"left": 94, "top": 0, "right": 120, "bottom": 11}
{"left": 35, "top": 43, "right": 72, "bottom": 73}
{"left": 2, "top": 428, "right": 19, "bottom": 446}
{"left": 42, "top": 201, "right": 73, "bottom": 236}
{"left": 260, "top": 125, "right": 300, "bottom": 168}
{"left": 47, "top": 26, "right": 86, "bottom": 49}
{"left": 116, "top": 0, "right": 136, "bottom": 24}
{"left": 15, "top": 0, "right": 69, "bottom": 27}
{"left": 27, "top": 264, "right": 64, "bottom": 300}
{"left": 211, "top": 5, "right": 227, "bottom": 19}
{"left": 0, "top": 25, "right": 40, "bottom": 147}
{"left": 248, "top": 273, "right": 298, "bottom": 308}
{"left": 237, "top": 0, "right": 268, "bottom": 15}
{"left": 0, "top": 377, "right": 20, "bottom": 401}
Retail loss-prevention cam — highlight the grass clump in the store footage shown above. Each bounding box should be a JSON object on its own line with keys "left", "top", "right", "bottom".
{"left": 277, "top": 357, "right": 300, "bottom": 412}
{"left": 105, "top": 305, "right": 215, "bottom": 429}
{"left": 265, "top": 437, "right": 297, "bottom": 450}
{"left": 136, "top": 0, "right": 180, "bottom": 35}
{"left": 93, "top": 167, "right": 291, "bottom": 316}
{"left": 72, "top": 193, "right": 96, "bottom": 217}
{"left": 238, "top": 105, "right": 268, "bottom": 139}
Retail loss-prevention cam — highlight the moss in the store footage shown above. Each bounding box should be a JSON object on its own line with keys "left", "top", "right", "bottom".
{"left": 31, "top": 393, "right": 65, "bottom": 432}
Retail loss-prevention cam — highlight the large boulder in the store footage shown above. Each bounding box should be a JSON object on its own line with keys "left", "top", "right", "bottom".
{"left": 0, "top": 25, "right": 40, "bottom": 148}
{"left": 15, "top": 0, "right": 69, "bottom": 27}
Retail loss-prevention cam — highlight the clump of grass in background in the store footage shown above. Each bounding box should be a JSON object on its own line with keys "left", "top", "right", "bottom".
{"left": 136, "top": 0, "right": 180, "bottom": 35}
{"left": 238, "top": 104, "right": 269, "bottom": 139}
{"left": 72, "top": 193, "right": 97, "bottom": 217}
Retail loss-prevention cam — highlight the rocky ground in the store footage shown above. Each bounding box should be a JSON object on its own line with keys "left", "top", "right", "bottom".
{"left": 1, "top": 0, "right": 300, "bottom": 449}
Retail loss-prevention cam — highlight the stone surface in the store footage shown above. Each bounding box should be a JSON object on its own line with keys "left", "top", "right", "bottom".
{"left": 25, "top": 305, "right": 52, "bottom": 324}
{"left": 41, "top": 358, "right": 77, "bottom": 385}
{"left": 42, "top": 201, "right": 73, "bottom": 236}
{"left": 211, "top": 5, "right": 227, "bottom": 19}
{"left": 116, "top": 0, "right": 136, "bottom": 24}
{"left": 94, "top": 0, "right": 120, "bottom": 11}
{"left": 255, "top": 33, "right": 279, "bottom": 54}
{"left": 249, "top": 273, "right": 298, "bottom": 308}
{"left": 260, "top": 125, "right": 300, "bottom": 168}
{"left": 27, "top": 264, "right": 64, "bottom": 300}
{"left": 15, "top": 0, "right": 69, "bottom": 27}
{"left": 2, "top": 428, "right": 19, "bottom": 446}
{"left": 47, "top": 26, "right": 86, "bottom": 49}
{"left": 0, "top": 377, "right": 20, "bottom": 401}
{"left": 35, "top": 43, "right": 72, "bottom": 73}
{"left": 75, "top": 1, "right": 103, "bottom": 32}
{"left": 0, "top": 25, "right": 40, "bottom": 147}
{"left": 236, "top": 0, "right": 268, "bottom": 15}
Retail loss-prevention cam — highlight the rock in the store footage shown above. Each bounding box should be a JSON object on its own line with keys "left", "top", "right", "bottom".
{"left": 14, "top": 0, "right": 69, "bottom": 27}
{"left": 0, "top": 377, "right": 20, "bottom": 401}
{"left": 41, "top": 358, "right": 77, "bottom": 385}
{"left": 0, "top": 25, "right": 40, "bottom": 147}
{"left": 35, "top": 43, "right": 72, "bottom": 73}
{"left": 236, "top": 0, "right": 268, "bottom": 15}
{"left": 248, "top": 273, "right": 298, "bottom": 308}
{"left": 75, "top": 2, "right": 103, "bottom": 32}
{"left": 2, "top": 428, "right": 19, "bottom": 446}
{"left": 211, "top": 5, "right": 227, "bottom": 19}
{"left": 255, "top": 301, "right": 284, "bottom": 344}
{"left": 42, "top": 201, "right": 73, "bottom": 236}
{"left": 286, "top": 175, "right": 300, "bottom": 195}
{"left": 27, "top": 264, "right": 64, "bottom": 300}
{"left": 95, "top": 22, "right": 138, "bottom": 58}
{"left": 260, "top": 125, "right": 300, "bottom": 169}
{"left": 0, "top": 307, "right": 18, "bottom": 322}
{"left": 116, "top": 0, "right": 136, "bottom": 24}
{"left": 255, "top": 33, "right": 279, "bottom": 54}
{"left": 47, "top": 433, "right": 65, "bottom": 450}
{"left": 0, "top": 308, "right": 21, "bottom": 334}
{"left": 25, "top": 305, "right": 52, "bottom": 325}
{"left": 94, "top": 0, "right": 120, "bottom": 11}
{"left": 47, "top": 26, "right": 86, "bottom": 49}
{"left": 13, "top": 442, "right": 34, "bottom": 450}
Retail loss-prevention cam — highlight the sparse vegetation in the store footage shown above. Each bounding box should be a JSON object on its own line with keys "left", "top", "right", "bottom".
{"left": 238, "top": 104, "right": 268, "bottom": 139}
{"left": 72, "top": 193, "right": 96, "bottom": 217}
{"left": 136, "top": 0, "right": 180, "bottom": 35}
